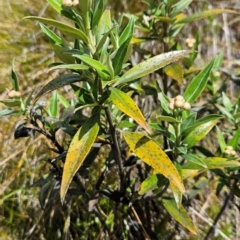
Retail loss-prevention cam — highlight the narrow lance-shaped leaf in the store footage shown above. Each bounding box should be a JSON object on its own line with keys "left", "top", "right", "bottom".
{"left": 11, "top": 59, "right": 19, "bottom": 91}
{"left": 139, "top": 174, "right": 168, "bottom": 195}
{"left": 92, "top": 0, "right": 105, "bottom": 29}
{"left": 216, "top": 126, "right": 226, "bottom": 153}
{"left": 119, "top": 16, "right": 134, "bottom": 46}
{"left": 172, "top": 0, "right": 193, "bottom": 15}
{"left": 170, "top": 181, "right": 182, "bottom": 208}
{"left": 112, "top": 36, "right": 132, "bottom": 76}
{"left": 0, "top": 99, "right": 21, "bottom": 108}
{"left": 114, "top": 50, "right": 192, "bottom": 86}
{"left": 60, "top": 116, "right": 100, "bottom": 203}
{"left": 46, "top": 0, "right": 62, "bottom": 13}
{"left": 183, "top": 157, "right": 240, "bottom": 170}
{"left": 183, "top": 58, "right": 215, "bottom": 104}
{"left": 122, "top": 131, "right": 185, "bottom": 193}
{"left": 109, "top": 87, "right": 150, "bottom": 133}
{"left": 23, "top": 16, "right": 89, "bottom": 45}
{"left": 139, "top": 174, "right": 159, "bottom": 195}
{"left": 203, "top": 157, "right": 240, "bottom": 169}
{"left": 0, "top": 109, "right": 21, "bottom": 117}
{"left": 52, "top": 45, "right": 75, "bottom": 64}
{"left": 39, "top": 23, "right": 62, "bottom": 45}
{"left": 162, "top": 198, "right": 198, "bottom": 234}
{"left": 48, "top": 63, "right": 89, "bottom": 71}
{"left": 170, "top": 163, "right": 183, "bottom": 208}
{"left": 74, "top": 54, "right": 110, "bottom": 81}
{"left": 228, "top": 129, "right": 240, "bottom": 150}
{"left": 96, "top": 9, "right": 111, "bottom": 44}
{"left": 181, "top": 114, "right": 222, "bottom": 135}
{"left": 175, "top": 9, "right": 236, "bottom": 24}
{"left": 49, "top": 90, "right": 58, "bottom": 117}
{"left": 183, "top": 120, "right": 218, "bottom": 148}
{"left": 33, "top": 74, "right": 82, "bottom": 104}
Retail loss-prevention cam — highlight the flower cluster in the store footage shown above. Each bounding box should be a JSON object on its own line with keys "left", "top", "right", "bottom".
{"left": 8, "top": 90, "right": 21, "bottom": 98}
{"left": 169, "top": 95, "right": 191, "bottom": 111}
{"left": 186, "top": 37, "right": 196, "bottom": 48}
{"left": 224, "top": 146, "right": 237, "bottom": 156}
{"left": 62, "top": 0, "right": 79, "bottom": 7}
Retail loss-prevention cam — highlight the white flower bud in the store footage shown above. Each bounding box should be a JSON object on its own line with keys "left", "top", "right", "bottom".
{"left": 183, "top": 102, "right": 191, "bottom": 110}
{"left": 174, "top": 99, "right": 184, "bottom": 108}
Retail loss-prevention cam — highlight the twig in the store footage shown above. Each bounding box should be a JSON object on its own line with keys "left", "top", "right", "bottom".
{"left": 189, "top": 206, "right": 231, "bottom": 240}
{"left": 130, "top": 205, "right": 151, "bottom": 240}
{"left": 204, "top": 193, "right": 232, "bottom": 240}
{"left": 104, "top": 106, "right": 124, "bottom": 191}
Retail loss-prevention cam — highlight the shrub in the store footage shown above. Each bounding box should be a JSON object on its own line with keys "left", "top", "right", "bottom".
{"left": 1, "top": 0, "right": 240, "bottom": 239}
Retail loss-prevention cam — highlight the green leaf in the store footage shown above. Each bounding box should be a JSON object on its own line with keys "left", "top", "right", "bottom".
{"left": 49, "top": 90, "right": 58, "bottom": 117}
{"left": 92, "top": 0, "right": 105, "bottom": 29}
{"left": 52, "top": 45, "right": 75, "bottom": 63}
{"left": 57, "top": 93, "right": 70, "bottom": 108}
{"left": 74, "top": 54, "right": 110, "bottom": 80}
{"left": 95, "top": 26, "right": 116, "bottom": 54}
{"left": 203, "top": 157, "right": 240, "bottom": 169}
{"left": 114, "top": 50, "right": 192, "bottom": 86}
{"left": 139, "top": 174, "right": 168, "bottom": 195}
{"left": 172, "top": 0, "right": 193, "bottom": 15}
{"left": 0, "top": 109, "right": 21, "bottom": 116}
{"left": 164, "top": 63, "right": 184, "bottom": 83}
{"left": 157, "top": 115, "right": 180, "bottom": 123}
{"left": 163, "top": 199, "right": 197, "bottom": 234}
{"left": 122, "top": 131, "right": 185, "bottom": 193}
{"left": 96, "top": 9, "right": 111, "bottom": 45}
{"left": 118, "top": 120, "right": 136, "bottom": 129}
{"left": 183, "top": 58, "right": 215, "bottom": 103}
{"left": 60, "top": 115, "right": 100, "bottom": 203}
{"left": 183, "top": 154, "right": 208, "bottom": 169}
{"left": 184, "top": 157, "right": 240, "bottom": 170}
{"left": 24, "top": 16, "right": 89, "bottom": 44}
{"left": 46, "top": 0, "right": 62, "bottom": 13}
{"left": 228, "top": 129, "right": 240, "bottom": 150}
{"left": 216, "top": 126, "right": 226, "bottom": 153}
{"left": 158, "top": 91, "right": 171, "bottom": 114}
{"left": 109, "top": 87, "right": 150, "bottom": 133}
{"left": 175, "top": 9, "right": 236, "bottom": 24}
{"left": 11, "top": 59, "right": 19, "bottom": 91}
{"left": 180, "top": 112, "right": 197, "bottom": 133}
{"left": 112, "top": 36, "right": 132, "bottom": 76}
{"left": 119, "top": 16, "right": 134, "bottom": 46}
{"left": 181, "top": 114, "right": 222, "bottom": 135}
{"left": 215, "top": 104, "right": 233, "bottom": 120}
{"left": 49, "top": 63, "right": 89, "bottom": 71}
{"left": 0, "top": 99, "right": 21, "bottom": 108}
{"left": 183, "top": 119, "right": 218, "bottom": 148}
{"left": 39, "top": 23, "right": 62, "bottom": 45}
{"left": 170, "top": 181, "right": 182, "bottom": 208}
{"left": 33, "top": 74, "right": 82, "bottom": 104}
{"left": 222, "top": 92, "right": 233, "bottom": 112}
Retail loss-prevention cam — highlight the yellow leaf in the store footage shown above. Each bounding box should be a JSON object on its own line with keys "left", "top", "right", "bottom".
{"left": 170, "top": 181, "right": 182, "bottom": 208}
{"left": 110, "top": 87, "right": 150, "bottom": 133}
{"left": 122, "top": 131, "right": 185, "bottom": 193}
{"left": 60, "top": 117, "right": 99, "bottom": 203}
{"left": 164, "top": 63, "right": 183, "bottom": 83}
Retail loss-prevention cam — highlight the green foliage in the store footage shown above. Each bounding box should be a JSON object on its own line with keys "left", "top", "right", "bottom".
{"left": 1, "top": 0, "right": 240, "bottom": 239}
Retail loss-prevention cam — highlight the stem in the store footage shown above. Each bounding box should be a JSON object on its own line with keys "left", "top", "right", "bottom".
{"left": 130, "top": 205, "right": 151, "bottom": 240}
{"left": 204, "top": 193, "right": 233, "bottom": 240}
{"left": 104, "top": 106, "right": 124, "bottom": 191}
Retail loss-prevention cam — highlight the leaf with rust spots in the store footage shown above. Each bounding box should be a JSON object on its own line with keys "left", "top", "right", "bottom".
{"left": 122, "top": 131, "right": 185, "bottom": 193}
